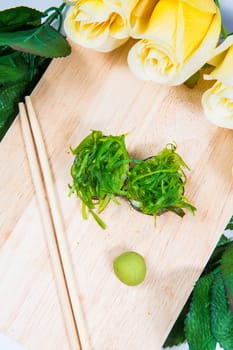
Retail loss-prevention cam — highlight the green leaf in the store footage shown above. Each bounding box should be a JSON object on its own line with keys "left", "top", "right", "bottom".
{"left": 226, "top": 216, "right": 233, "bottom": 230}
{"left": 0, "top": 46, "right": 14, "bottom": 56}
{"left": 0, "top": 4, "right": 67, "bottom": 140}
{"left": 0, "top": 52, "right": 28, "bottom": 83}
{"left": 0, "top": 6, "right": 45, "bottom": 32}
{"left": 185, "top": 274, "right": 216, "bottom": 350}
{"left": 0, "top": 24, "right": 71, "bottom": 58}
{"left": 216, "top": 234, "right": 229, "bottom": 246}
{"left": 202, "top": 235, "right": 232, "bottom": 276}
{"left": 164, "top": 297, "right": 191, "bottom": 347}
{"left": 221, "top": 243, "right": 233, "bottom": 314}
{"left": 184, "top": 71, "right": 200, "bottom": 89}
{"left": 211, "top": 272, "right": 233, "bottom": 349}
{"left": 0, "top": 80, "right": 28, "bottom": 140}
{"left": 0, "top": 53, "right": 50, "bottom": 140}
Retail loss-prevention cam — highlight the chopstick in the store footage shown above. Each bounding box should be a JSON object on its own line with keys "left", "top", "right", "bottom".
{"left": 19, "top": 96, "right": 91, "bottom": 350}
{"left": 19, "top": 101, "right": 80, "bottom": 350}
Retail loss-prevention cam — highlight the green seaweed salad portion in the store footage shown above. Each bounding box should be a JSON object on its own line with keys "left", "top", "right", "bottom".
{"left": 69, "top": 130, "right": 130, "bottom": 229}
{"left": 127, "top": 143, "right": 196, "bottom": 223}
{"left": 70, "top": 132, "right": 196, "bottom": 228}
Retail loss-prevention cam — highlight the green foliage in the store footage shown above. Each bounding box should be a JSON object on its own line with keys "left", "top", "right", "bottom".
{"left": 0, "top": 6, "right": 45, "bottom": 32}
{"left": 0, "top": 80, "right": 28, "bottom": 138}
{"left": 70, "top": 130, "right": 131, "bottom": 229}
{"left": 0, "top": 25, "right": 71, "bottom": 58}
{"left": 226, "top": 216, "right": 233, "bottom": 230}
{"left": 163, "top": 298, "right": 191, "bottom": 347}
{"left": 185, "top": 274, "right": 216, "bottom": 350}
{"left": 0, "top": 51, "right": 49, "bottom": 140}
{"left": 0, "top": 5, "right": 71, "bottom": 141}
{"left": 184, "top": 71, "right": 200, "bottom": 89}
{"left": 0, "top": 51, "right": 29, "bottom": 83}
{"left": 126, "top": 143, "right": 196, "bottom": 221}
{"left": 221, "top": 244, "right": 233, "bottom": 315}
{"left": 211, "top": 272, "right": 233, "bottom": 349}
{"left": 164, "top": 235, "right": 233, "bottom": 350}
{"left": 202, "top": 235, "right": 231, "bottom": 276}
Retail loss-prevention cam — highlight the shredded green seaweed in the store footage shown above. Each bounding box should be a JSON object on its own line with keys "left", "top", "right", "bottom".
{"left": 70, "top": 130, "right": 130, "bottom": 229}
{"left": 126, "top": 143, "right": 196, "bottom": 222}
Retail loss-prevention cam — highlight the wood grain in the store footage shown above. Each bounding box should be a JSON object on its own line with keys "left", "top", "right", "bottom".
{"left": 0, "top": 41, "right": 233, "bottom": 350}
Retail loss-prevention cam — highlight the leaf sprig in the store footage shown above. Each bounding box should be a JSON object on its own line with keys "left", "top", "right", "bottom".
{"left": 164, "top": 232, "right": 233, "bottom": 350}
{"left": 0, "top": 4, "right": 71, "bottom": 141}
{"left": 0, "top": 5, "right": 70, "bottom": 58}
{"left": 226, "top": 216, "right": 233, "bottom": 230}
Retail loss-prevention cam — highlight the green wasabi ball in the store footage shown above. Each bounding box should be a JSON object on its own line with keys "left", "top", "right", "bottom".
{"left": 113, "top": 251, "right": 147, "bottom": 286}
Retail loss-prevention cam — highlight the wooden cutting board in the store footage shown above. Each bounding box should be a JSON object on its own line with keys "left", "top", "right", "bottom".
{"left": 1, "top": 41, "right": 233, "bottom": 350}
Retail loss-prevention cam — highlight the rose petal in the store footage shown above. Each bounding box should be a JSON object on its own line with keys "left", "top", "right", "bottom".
{"left": 128, "top": 38, "right": 181, "bottom": 82}
{"left": 128, "top": 8, "right": 220, "bottom": 85}
{"left": 171, "top": 6, "right": 221, "bottom": 85}
{"left": 180, "top": 2, "right": 214, "bottom": 61}
{"left": 128, "top": 1, "right": 221, "bottom": 85}
{"left": 202, "top": 81, "right": 233, "bottom": 129}
{"left": 181, "top": 0, "right": 217, "bottom": 14}
{"left": 129, "top": 0, "right": 160, "bottom": 36}
{"left": 64, "top": 0, "right": 130, "bottom": 52}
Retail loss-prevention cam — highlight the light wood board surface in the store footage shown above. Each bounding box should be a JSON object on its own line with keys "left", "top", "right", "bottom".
{"left": 1, "top": 41, "right": 233, "bottom": 350}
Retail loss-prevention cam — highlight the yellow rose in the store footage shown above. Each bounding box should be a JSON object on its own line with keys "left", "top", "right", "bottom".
{"left": 202, "top": 36, "right": 233, "bottom": 129}
{"left": 64, "top": 0, "right": 132, "bottom": 52}
{"left": 127, "top": 0, "right": 221, "bottom": 85}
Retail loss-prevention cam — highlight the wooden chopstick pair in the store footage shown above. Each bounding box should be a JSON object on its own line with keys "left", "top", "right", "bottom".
{"left": 19, "top": 96, "right": 91, "bottom": 350}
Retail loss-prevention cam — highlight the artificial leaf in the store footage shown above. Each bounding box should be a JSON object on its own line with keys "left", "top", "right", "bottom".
{"left": 0, "top": 80, "right": 28, "bottom": 140}
{"left": 226, "top": 216, "right": 233, "bottom": 230}
{"left": 185, "top": 274, "right": 216, "bottom": 350}
{"left": 185, "top": 71, "right": 200, "bottom": 89}
{"left": 221, "top": 243, "right": 233, "bottom": 314}
{"left": 0, "top": 6, "right": 45, "bottom": 32}
{"left": 202, "top": 235, "right": 231, "bottom": 276}
{"left": 0, "top": 24, "right": 71, "bottom": 58}
{"left": 0, "top": 4, "right": 68, "bottom": 141}
{"left": 0, "top": 53, "right": 50, "bottom": 140}
{"left": 0, "top": 52, "right": 28, "bottom": 83}
{"left": 0, "top": 46, "right": 14, "bottom": 56}
{"left": 19, "top": 53, "right": 50, "bottom": 81}
{"left": 211, "top": 272, "right": 233, "bottom": 349}
{"left": 215, "top": 234, "right": 229, "bottom": 246}
{"left": 164, "top": 297, "right": 191, "bottom": 347}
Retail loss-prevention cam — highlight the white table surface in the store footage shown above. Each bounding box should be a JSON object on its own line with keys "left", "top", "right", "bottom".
{"left": 0, "top": 1, "right": 232, "bottom": 349}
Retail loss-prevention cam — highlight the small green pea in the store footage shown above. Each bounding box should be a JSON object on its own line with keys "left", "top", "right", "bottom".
{"left": 113, "top": 251, "right": 147, "bottom": 286}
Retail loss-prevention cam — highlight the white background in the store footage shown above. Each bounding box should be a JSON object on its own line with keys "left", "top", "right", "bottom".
{"left": 1, "top": 0, "right": 233, "bottom": 32}
{"left": 0, "top": 1, "right": 232, "bottom": 350}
